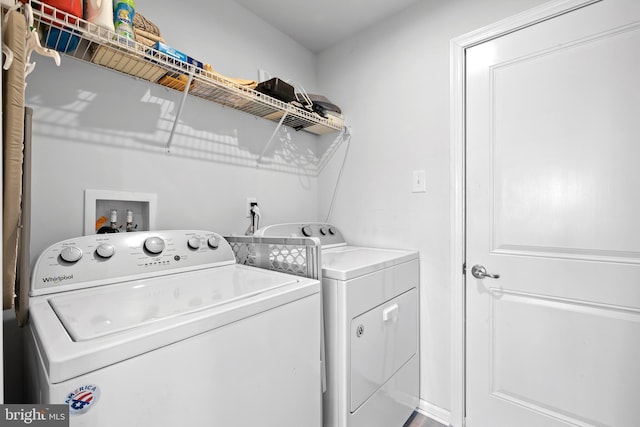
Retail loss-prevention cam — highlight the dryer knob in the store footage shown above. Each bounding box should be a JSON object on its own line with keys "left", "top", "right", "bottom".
{"left": 207, "top": 236, "right": 220, "bottom": 249}
{"left": 96, "top": 243, "right": 115, "bottom": 259}
{"left": 319, "top": 227, "right": 328, "bottom": 236}
{"left": 328, "top": 227, "right": 336, "bottom": 235}
{"left": 301, "top": 225, "right": 313, "bottom": 237}
{"left": 144, "top": 236, "right": 165, "bottom": 254}
{"left": 187, "top": 237, "right": 201, "bottom": 250}
{"left": 60, "top": 246, "right": 83, "bottom": 263}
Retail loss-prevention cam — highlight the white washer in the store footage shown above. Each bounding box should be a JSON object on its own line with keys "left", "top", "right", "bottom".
{"left": 26, "top": 230, "right": 321, "bottom": 427}
{"left": 255, "top": 223, "right": 419, "bottom": 427}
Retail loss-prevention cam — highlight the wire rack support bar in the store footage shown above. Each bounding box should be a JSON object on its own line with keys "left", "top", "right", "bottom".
{"left": 256, "top": 111, "right": 288, "bottom": 166}
{"left": 166, "top": 71, "right": 195, "bottom": 152}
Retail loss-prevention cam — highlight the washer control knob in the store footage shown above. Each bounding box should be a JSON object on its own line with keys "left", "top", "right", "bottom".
{"left": 319, "top": 227, "right": 328, "bottom": 236}
{"left": 207, "top": 236, "right": 220, "bottom": 249}
{"left": 60, "top": 246, "right": 83, "bottom": 263}
{"left": 328, "top": 227, "right": 336, "bottom": 235}
{"left": 187, "top": 237, "right": 201, "bottom": 250}
{"left": 301, "top": 225, "right": 313, "bottom": 237}
{"left": 96, "top": 243, "right": 115, "bottom": 259}
{"left": 144, "top": 236, "right": 165, "bottom": 254}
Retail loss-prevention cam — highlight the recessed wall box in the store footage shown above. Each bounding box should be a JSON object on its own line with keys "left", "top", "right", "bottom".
{"left": 84, "top": 190, "right": 157, "bottom": 235}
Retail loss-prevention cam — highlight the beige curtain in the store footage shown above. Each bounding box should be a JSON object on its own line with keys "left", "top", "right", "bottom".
{"left": 2, "top": 8, "right": 27, "bottom": 314}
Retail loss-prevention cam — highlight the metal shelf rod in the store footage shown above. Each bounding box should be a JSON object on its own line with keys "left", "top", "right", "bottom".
{"left": 256, "top": 112, "right": 288, "bottom": 166}
{"left": 165, "top": 72, "right": 195, "bottom": 152}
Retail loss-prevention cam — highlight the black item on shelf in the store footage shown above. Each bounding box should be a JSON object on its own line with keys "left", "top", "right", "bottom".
{"left": 255, "top": 78, "right": 296, "bottom": 103}
{"left": 310, "top": 94, "right": 342, "bottom": 117}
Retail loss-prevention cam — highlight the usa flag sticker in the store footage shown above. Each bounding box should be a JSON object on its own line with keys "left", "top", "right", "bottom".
{"left": 65, "top": 384, "right": 101, "bottom": 416}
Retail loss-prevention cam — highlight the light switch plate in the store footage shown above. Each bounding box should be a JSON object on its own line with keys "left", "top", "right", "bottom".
{"left": 412, "top": 170, "right": 426, "bottom": 193}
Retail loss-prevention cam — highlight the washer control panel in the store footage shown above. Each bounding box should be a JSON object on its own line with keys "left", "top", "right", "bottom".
{"left": 31, "top": 230, "right": 234, "bottom": 296}
{"left": 256, "top": 223, "right": 346, "bottom": 247}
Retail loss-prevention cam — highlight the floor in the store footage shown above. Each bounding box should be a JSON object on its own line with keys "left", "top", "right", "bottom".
{"left": 403, "top": 412, "right": 447, "bottom": 427}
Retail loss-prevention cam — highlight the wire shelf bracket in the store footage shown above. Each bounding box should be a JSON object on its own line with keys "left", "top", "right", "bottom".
{"left": 165, "top": 71, "right": 194, "bottom": 152}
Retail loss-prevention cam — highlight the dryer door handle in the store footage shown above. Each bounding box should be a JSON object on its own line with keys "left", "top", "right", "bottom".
{"left": 382, "top": 304, "right": 399, "bottom": 322}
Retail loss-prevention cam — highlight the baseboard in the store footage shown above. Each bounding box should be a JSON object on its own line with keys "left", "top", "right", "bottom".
{"left": 417, "top": 399, "right": 451, "bottom": 426}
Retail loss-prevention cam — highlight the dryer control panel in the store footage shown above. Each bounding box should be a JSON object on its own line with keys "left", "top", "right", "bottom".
{"left": 31, "top": 230, "right": 236, "bottom": 296}
{"left": 256, "top": 223, "right": 346, "bottom": 248}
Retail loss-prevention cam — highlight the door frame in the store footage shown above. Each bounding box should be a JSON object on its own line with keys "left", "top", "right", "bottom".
{"left": 448, "top": 1, "right": 600, "bottom": 425}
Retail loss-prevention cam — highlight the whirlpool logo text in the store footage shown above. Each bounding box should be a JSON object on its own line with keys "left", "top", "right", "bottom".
{"left": 41, "top": 275, "right": 73, "bottom": 284}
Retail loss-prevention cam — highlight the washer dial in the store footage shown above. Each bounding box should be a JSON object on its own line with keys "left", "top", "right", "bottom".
{"left": 187, "top": 236, "right": 201, "bottom": 250}
{"left": 96, "top": 243, "right": 115, "bottom": 259}
{"left": 207, "top": 236, "right": 219, "bottom": 249}
{"left": 301, "top": 225, "right": 313, "bottom": 237}
{"left": 144, "top": 236, "right": 165, "bottom": 254}
{"left": 60, "top": 246, "right": 83, "bottom": 263}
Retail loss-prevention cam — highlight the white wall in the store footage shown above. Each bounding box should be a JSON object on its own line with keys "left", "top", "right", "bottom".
{"left": 10, "top": 0, "right": 555, "bottom": 418}
{"left": 317, "top": 0, "right": 548, "bottom": 421}
{"left": 0, "top": 0, "right": 325, "bottom": 403}
{"left": 25, "top": 0, "right": 323, "bottom": 264}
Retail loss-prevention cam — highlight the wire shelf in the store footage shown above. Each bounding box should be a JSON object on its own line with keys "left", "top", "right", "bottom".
{"left": 224, "top": 236, "right": 321, "bottom": 280}
{"left": 13, "top": 0, "right": 343, "bottom": 136}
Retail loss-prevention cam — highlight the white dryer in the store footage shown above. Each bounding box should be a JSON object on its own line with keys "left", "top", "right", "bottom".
{"left": 255, "top": 223, "right": 419, "bottom": 427}
{"left": 26, "top": 230, "right": 322, "bottom": 427}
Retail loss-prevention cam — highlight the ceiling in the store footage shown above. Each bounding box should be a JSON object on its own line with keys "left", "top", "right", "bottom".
{"left": 233, "top": 0, "right": 423, "bottom": 53}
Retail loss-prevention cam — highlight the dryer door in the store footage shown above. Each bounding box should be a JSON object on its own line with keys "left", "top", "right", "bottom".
{"left": 349, "top": 287, "right": 418, "bottom": 412}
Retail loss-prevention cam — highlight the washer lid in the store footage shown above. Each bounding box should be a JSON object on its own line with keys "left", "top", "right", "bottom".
{"left": 49, "top": 265, "right": 298, "bottom": 341}
{"left": 321, "top": 246, "right": 418, "bottom": 280}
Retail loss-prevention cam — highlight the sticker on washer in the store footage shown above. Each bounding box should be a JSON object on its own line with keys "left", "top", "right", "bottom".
{"left": 65, "top": 385, "right": 100, "bottom": 416}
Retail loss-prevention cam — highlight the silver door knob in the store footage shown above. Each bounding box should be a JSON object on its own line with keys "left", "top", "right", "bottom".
{"left": 471, "top": 265, "right": 500, "bottom": 279}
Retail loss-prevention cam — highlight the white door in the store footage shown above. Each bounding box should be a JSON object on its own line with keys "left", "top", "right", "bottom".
{"left": 465, "top": 1, "right": 640, "bottom": 426}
